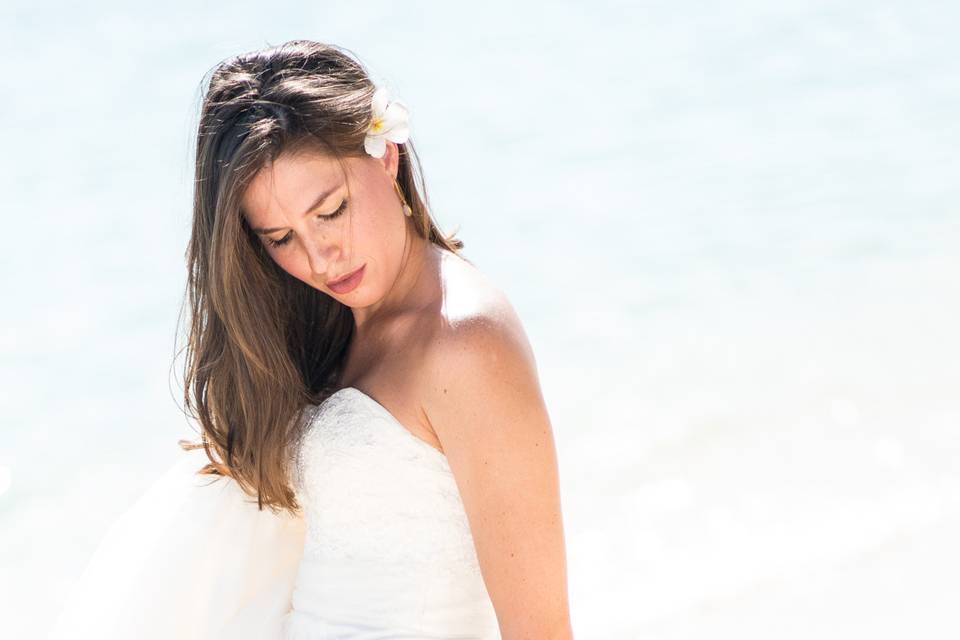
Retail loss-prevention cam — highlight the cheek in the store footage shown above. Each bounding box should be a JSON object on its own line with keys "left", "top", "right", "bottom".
{"left": 363, "top": 218, "right": 401, "bottom": 273}
{"left": 363, "top": 202, "right": 404, "bottom": 255}
{"left": 269, "top": 249, "right": 308, "bottom": 280}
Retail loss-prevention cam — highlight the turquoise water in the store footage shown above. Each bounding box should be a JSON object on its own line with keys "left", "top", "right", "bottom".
{"left": 1, "top": 1, "right": 958, "bottom": 637}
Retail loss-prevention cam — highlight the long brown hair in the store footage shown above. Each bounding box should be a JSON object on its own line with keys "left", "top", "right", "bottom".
{"left": 175, "top": 39, "right": 464, "bottom": 515}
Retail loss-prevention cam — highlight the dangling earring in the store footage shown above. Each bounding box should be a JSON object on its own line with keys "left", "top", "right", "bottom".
{"left": 393, "top": 179, "right": 413, "bottom": 217}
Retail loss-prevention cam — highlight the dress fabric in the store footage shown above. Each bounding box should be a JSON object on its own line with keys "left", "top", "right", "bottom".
{"left": 281, "top": 387, "right": 500, "bottom": 639}
{"left": 47, "top": 387, "right": 500, "bottom": 640}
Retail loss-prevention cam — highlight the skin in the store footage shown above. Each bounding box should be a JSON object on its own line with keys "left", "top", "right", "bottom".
{"left": 241, "top": 142, "right": 574, "bottom": 639}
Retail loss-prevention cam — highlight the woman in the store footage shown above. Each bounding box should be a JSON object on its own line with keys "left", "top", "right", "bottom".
{"left": 49, "top": 39, "right": 572, "bottom": 640}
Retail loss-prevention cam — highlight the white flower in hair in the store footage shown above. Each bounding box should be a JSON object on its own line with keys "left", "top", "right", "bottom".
{"left": 364, "top": 85, "right": 410, "bottom": 159}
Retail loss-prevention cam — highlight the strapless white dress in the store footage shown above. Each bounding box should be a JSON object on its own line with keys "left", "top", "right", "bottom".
{"left": 48, "top": 387, "right": 501, "bottom": 640}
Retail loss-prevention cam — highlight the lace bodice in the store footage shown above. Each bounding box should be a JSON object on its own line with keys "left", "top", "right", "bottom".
{"left": 282, "top": 387, "right": 501, "bottom": 639}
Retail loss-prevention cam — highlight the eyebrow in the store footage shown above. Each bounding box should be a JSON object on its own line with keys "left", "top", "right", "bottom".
{"left": 251, "top": 185, "right": 340, "bottom": 234}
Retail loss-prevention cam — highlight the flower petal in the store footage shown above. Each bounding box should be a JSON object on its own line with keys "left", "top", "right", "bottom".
{"left": 384, "top": 123, "right": 410, "bottom": 144}
{"left": 364, "top": 134, "right": 386, "bottom": 158}
{"left": 382, "top": 100, "right": 409, "bottom": 127}
{"left": 371, "top": 86, "right": 390, "bottom": 117}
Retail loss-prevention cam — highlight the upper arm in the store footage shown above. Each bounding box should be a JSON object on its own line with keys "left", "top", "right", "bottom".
{"left": 423, "top": 301, "right": 573, "bottom": 640}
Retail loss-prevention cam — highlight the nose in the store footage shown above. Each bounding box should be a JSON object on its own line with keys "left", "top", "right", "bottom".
{"left": 304, "top": 237, "right": 340, "bottom": 279}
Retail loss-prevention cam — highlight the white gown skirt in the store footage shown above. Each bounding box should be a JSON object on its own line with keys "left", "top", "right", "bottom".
{"left": 48, "top": 445, "right": 306, "bottom": 640}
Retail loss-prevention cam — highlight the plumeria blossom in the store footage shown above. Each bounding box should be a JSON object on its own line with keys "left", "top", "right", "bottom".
{"left": 364, "top": 85, "right": 410, "bottom": 158}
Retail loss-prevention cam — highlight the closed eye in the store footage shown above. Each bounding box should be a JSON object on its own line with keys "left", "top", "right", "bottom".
{"left": 267, "top": 232, "right": 292, "bottom": 248}
{"left": 266, "top": 199, "right": 348, "bottom": 249}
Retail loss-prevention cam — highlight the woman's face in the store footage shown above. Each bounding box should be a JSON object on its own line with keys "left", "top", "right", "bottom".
{"left": 240, "top": 143, "right": 407, "bottom": 306}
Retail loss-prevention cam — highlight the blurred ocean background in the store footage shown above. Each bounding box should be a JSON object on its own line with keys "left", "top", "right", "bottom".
{"left": 2, "top": 1, "right": 958, "bottom": 638}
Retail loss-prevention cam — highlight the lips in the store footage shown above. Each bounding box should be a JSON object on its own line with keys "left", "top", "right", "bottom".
{"left": 326, "top": 264, "right": 365, "bottom": 294}
{"left": 327, "top": 266, "right": 362, "bottom": 287}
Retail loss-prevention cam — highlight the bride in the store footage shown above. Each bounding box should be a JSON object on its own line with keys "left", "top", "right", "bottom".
{"left": 49, "top": 39, "right": 572, "bottom": 640}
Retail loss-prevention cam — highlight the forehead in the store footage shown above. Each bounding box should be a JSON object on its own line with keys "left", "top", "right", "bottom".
{"left": 241, "top": 150, "right": 352, "bottom": 223}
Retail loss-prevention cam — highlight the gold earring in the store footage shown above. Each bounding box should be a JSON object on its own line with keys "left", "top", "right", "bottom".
{"left": 394, "top": 180, "right": 413, "bottom": 217}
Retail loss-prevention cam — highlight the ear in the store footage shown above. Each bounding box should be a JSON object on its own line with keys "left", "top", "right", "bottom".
{"left": 375, "top": 140, "right": 400, "bottom": 181}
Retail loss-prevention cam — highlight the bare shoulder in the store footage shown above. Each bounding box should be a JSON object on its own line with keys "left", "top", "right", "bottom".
{"left": 420, "top": 251, "right": 572, "bottom": 637}
{"left": 424, "top": 251, "right": 539, "bottom": 399}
